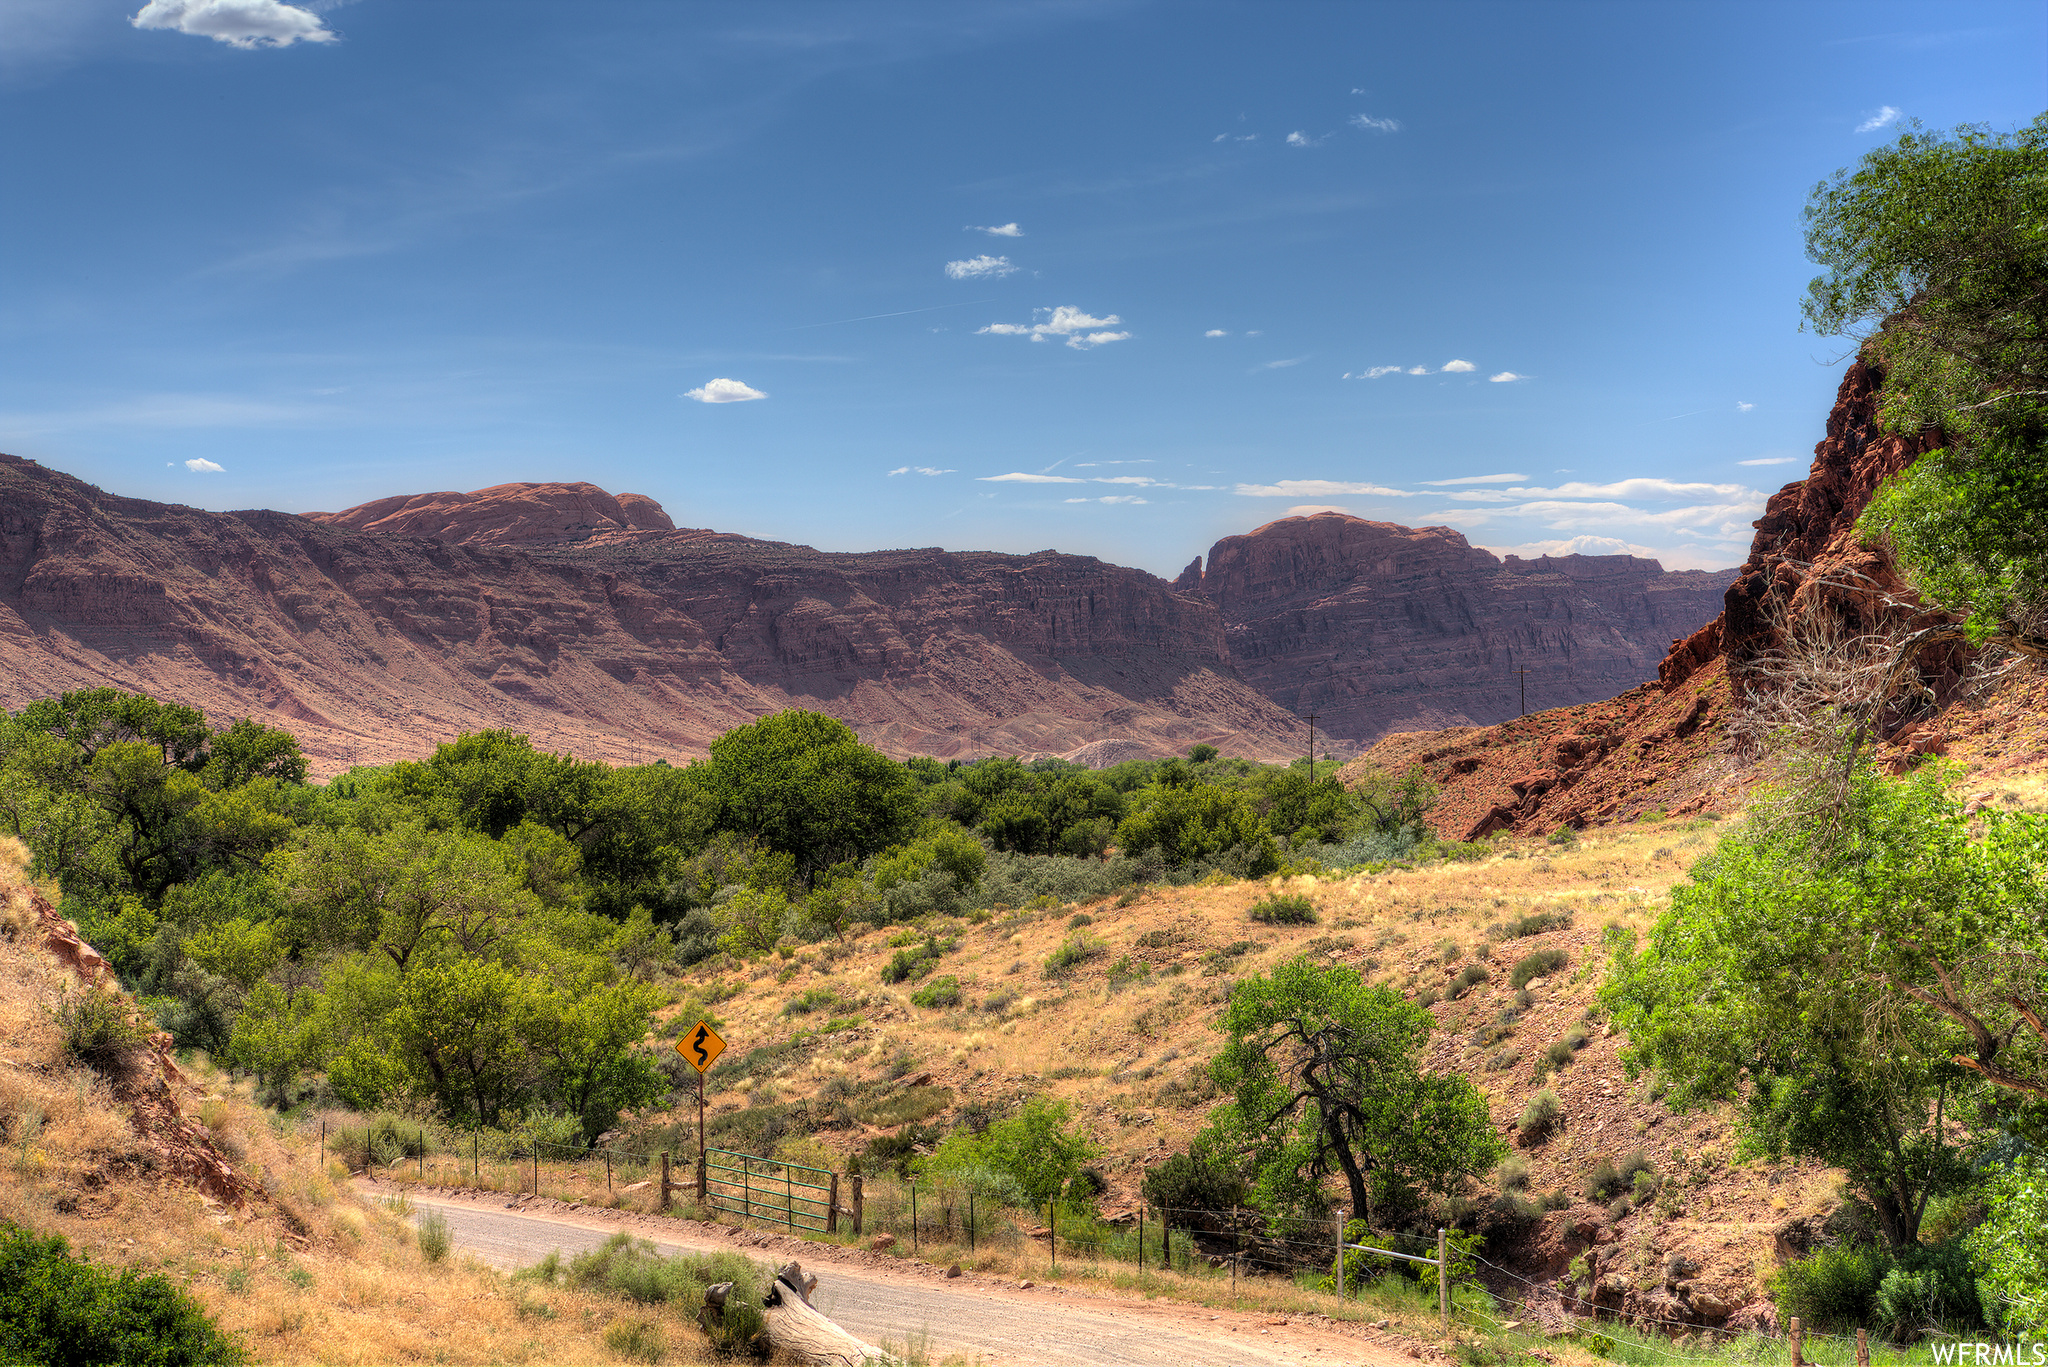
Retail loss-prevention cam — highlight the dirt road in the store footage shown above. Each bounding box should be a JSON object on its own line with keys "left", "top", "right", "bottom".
{"left": 382, "top": 1185, "right": 1419, "bottom": 1367}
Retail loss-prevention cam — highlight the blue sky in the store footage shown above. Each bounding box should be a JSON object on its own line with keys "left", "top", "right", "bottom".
{"left": 2, "top": 1, "right": 2041, "bottom": 577}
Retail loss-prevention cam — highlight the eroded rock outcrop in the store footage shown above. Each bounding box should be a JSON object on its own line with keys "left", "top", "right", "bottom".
{"left": 305, "top": 481, "right": 676, "bottom": 546}
{"left": 1184, "top": 514, "right": 1735, "bottom": 746}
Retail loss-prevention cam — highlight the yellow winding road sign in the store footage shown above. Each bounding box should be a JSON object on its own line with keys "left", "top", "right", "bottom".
{"left": 676, "top": 1019, "right": 726, "bottom": 1074}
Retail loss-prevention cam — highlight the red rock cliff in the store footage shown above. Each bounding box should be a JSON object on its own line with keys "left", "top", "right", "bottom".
{"left": 1187, "top": 513, "right": 1736, "bottom": 746}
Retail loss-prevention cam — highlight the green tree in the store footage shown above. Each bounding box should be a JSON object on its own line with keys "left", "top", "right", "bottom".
{"left": 1801, "top": 116, "right": 2048, "bottom": 642}
{"left": 921, "top": 1097, "right": 1098, "bottom": 1208}
{"left": 1970, "top": 1155, "right": 2048, "bottom": 1332}
{"left": 1208, "top": 955, "right": 1502, "bottom": 1223}
{"left": 1116, "top": 784, "right": 1271, "bottom": 869}
{"left": 703, "top": 711, "right": 919, "bottom": 884}
{"left": 286, "top": 822, "right": 539, "bottom": 971}
{"left": 1601, "top": 764, "right": 2023, "bottom": 1250}
{"left": 0, "top": 1222, "right": 247, "bottom": 1366}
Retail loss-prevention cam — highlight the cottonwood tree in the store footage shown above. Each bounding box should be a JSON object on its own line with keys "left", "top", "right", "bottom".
{"left": 1207, "top": 956, "right": 1501, "bottom": 1225}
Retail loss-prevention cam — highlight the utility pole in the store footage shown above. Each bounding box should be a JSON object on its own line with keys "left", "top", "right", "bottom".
{"left": 1305, "top": 711, "right": 1318, "bottom": 783}
{"left": 1512, "top": 668, "right": 1532, "bottom": 717}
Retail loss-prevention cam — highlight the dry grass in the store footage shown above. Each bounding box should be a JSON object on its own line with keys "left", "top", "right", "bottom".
{"left": 0, "top": 840, "right": 721, "bottom": 1365}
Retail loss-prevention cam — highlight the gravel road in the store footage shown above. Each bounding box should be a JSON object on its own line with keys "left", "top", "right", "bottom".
{"left": 393, "top": 1188, "right": 1416, "bottom": 1367}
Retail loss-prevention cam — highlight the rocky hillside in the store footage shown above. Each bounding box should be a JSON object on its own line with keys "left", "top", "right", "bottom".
{"left": 0, "top": 455, "right": 1307, "bottom": 773}
{"left": 305, "top": 480, "right": 676, "bottom": 545}
{"left": 1345, "top": 354, "right": 2032, "bottom": 839}
{"left": 1178, "top": 515, "right": 1734, "bottom": 747}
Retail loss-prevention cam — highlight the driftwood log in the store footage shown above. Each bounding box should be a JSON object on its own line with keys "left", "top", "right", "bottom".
{"left": 702, "top": 1261, "right": 891, "bottom": 1366}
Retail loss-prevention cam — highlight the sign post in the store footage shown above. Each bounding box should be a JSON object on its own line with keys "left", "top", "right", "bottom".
{"left": 675, "top": 1019, "right": 727, "bottom": 1206}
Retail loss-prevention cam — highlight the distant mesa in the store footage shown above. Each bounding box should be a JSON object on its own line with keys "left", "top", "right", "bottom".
{"left": 304, "top": 481, "right": 676, "bottom": 546}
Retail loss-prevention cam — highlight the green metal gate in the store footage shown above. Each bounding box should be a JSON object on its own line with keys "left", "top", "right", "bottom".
{"left": 703, "top": 1148, "right": 838, "bottom": 1233}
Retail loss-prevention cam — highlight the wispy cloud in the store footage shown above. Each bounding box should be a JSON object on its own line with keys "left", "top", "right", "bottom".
{"left": 977, "top": 305, "right": 1130, "bottom": 350}
{"left": 1285, "top": 131, "right": 1321, "bottom": 147}
{"left": 1488, "top": 371, "right": 1528, "bottom": 383}
{"left": 1419, "top": 472, "right": 1527, "bottom": 486}
{"left": 1254, "top": 357, "right": 1307, "bottom": 371}
{"left": 1349, "top": 113, "right": 1401, "bottom": 133}
{"left": 1739, "top": 457, "right": 1799, "bottom": 466}
{"left": 682, "top": 377, "right": 767, "bottom": 403}
{"left": 1440, "top": 359, "right": 1476, "bottom": 373}
{"left": 968, "top": 222, "right": 1022, "bottom": 237}
{"left": 132, "top": 0, "right": 336, "bottom": 49}
{"left": 887, "top": 465, "right": 955, "bottom": 476}
{"left": 1856, "top": 105, "right": 1902, "bottom": 133}
{"left": 1235, "top": 479, "right": 1415, "bottom": 498}
{"left": 1406, "top": 365, "right": 1429, "bottom": 375}
{"left": 1204, "top": 329, "right": 1228, "bottom": 338}
{"left": 1064, "top": 495, "right": 1148, "bottom": 504}
{"left": 979, "top": 471, "right": 1086, "bottom": 484}
{"left": 945, "top": 253, "right": 1017, "bottom": 280}
{"left": 1736, "top": 401, "right": 1754, "bottom": 412}
{"left": 1354, "top": 365, "right": 1404, "bottom": 379}
{"left": 185, "top": 458, "right": 225, "bottom": 473}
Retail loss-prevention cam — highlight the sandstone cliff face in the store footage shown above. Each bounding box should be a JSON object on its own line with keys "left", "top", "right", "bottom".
{"left": 305, "top": 481, "right": 676, "bottom": 546}
{"left": 1185, "top": 513, "right": 1736, "bottom": 746}
{"left": 1350, "top": 354, "right": 1966, "bottom": 839}
{"left": 0, "top": 456, "right": 1306, "bottom": 774}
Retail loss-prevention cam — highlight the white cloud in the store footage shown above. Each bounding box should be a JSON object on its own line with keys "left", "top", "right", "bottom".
{"left": 1488, "top": 371, "right": 1528, "bottom": 383}
{"left": 1092, "top": 475, "right": 1159, "bottom": 485}
{"left": 185, "top": 458, "right": 225, "bottom": 473}
{"left": 1235, "top": 479, "right": 1415, "bottom": 498}
{"left": 945, "top": 254, "right": 1017, "bottom": 280}
{"left": 1285, "top": 131, "right": 1318, "bottom": 147}
{"left": 888, "top": 466, "right": 954, "bottom": 476}
{"left": 977, "top": 305, "right": 1129, "bottom": 350}
{"left": 1285, "top": 504, "right": 1355, "bottom": 517}
{"left": 1406, "top": 366, "right": 1429, "bottom": 375}
{"left": 1739, "top": 457, "right": 1799, "bottom": 466}
{"left": 1064, "top": 494, "right": 1148, "bottom": 504}
{"left": 1359, "top": 365, "right": 1404, "bottom": 379}
{"left": 968, "top": 223, "right": 1023, "bottom": 237}
{"left": 683, "top": 377, "right": 767, "bottom": 403}
{"left": 1254, "top": 357, "right": 1307, "bottom": 371}
{"left": 1349, "top": 113, "right": 1402, "bottom": 133}
{"left": 1440, "top": 359, "right": 1476, "bottom": 373}
{"left": 980, "top": 472, "right": 1086, "bottom": 484}
{"left": 1204, "top": 329, "right": 1228, "bottom": 338}
{"left": 1857, "top": 105, "right": 1901, "bottom": 133}
{"left": 131, "top": 0, "right": 335, "bottom": 48}
{"left": 1420, "top": 472, "right": 1527, "bottom": 485}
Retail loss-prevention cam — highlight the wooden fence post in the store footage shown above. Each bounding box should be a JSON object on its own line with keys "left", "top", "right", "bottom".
{"left": 531, "top": 1140, "right": 538, "bottom": 1196}
{"left": 1790, "top": 1316, "right": 1804, "bottom": 1367}
{"left": 697, "top": 1149, "right": 708, "bottom": 1202}
{"left": 660, "top": 1152, "right": 671, "bottom": 1211}
{"left": 1857, "top": 1328, "right": 1869, "bottom": 1367}
{"left": 850, "top": 1174, "right": 863, "bottom": 1236}
{"left": 827, "top": 1174, "right": 840, "bottom": 1234}
{"left": 1335, "top": 1208, "right": 1347, "bottom": 1301}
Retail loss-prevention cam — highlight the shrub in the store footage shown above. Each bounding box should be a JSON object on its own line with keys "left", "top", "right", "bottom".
{"left": 603, "top": 1319, "right": 666, "bottom": 1364}
{"left": 52, "top": 990, "right": 151, "bottom": 1076}
{"left": 910, "top": 976, "right": 961, "bottom": 1009}
{"left": 1509, "top": 948, "right": 1569, "bottom": 989}
{"left": 1496, "top": 1156, "right": 1531, "bottom": 1192}
{"left": 1769, "top": 1243, "right": 1892, "bottom": 1332}
{"left": 1503, "top": 910, "right": 1571, "bottom": 938}
{"left": 783, "top": 986, "right": 855, "bottom": 1016}
{"left": 855, "top": 1086, "right": 952, "bottom": 1128}
{"left": 524, "top": 1233, "right": 768, "bottom": 1357}
{"left": 1043, "top": 931, "right": 1108, "bottom": 977}
{"left": 1873, "top": 1242, "right": 1982, "bottom": 1339}
{"left": 1546, "top": 826, "right": 1579, "bottom": 846}
{"left": 0, "top": 1221, "right": 248, "bottom": 1365}
{"left": 1517, "top": 1089, "right": 1562, "bottom": 1138}
{"left": 1447, "top": 963, "right": 1491, "bottom": 1001}
{"left": 1607, "top": 1197, "right": 1632, "bottom": 1221}
{"left": 1105, "top": 955, "right": 1151, "bottom": 992}
{"left": 1248, "top": 895, "right": 1317, "bottom": 926}
{"left": 1585, "top": 1158, "right": 1626, "bottom": 1200}
{"left": 1067, "top": 913, "right": 1093, "bottom": 929}
{"left": 416, "top": 1210, "right": 451, "bottom": 1263}
{"left": 1617, "top": 1149, "right": 1655, "bottom": 1182}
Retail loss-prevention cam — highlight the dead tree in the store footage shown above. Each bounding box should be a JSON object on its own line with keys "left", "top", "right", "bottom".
{"left": 703, "top": 1261, "right": 892, "bottom": 1366}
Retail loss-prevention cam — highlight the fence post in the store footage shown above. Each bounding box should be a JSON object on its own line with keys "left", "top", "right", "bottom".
{"left": 473, "top": 1134, "right": 478, "bottom": 1186}
{"left": 1790, "top": 1317, "right": 1803, "bottom": 1367}
{"left": 851, "top": 1173, "right": 863, "bottom": 1236}
{"left": 1232, "top": 1211, "right": 1238, "bottom": 1299}
{"left": 1856, "top": 1328, "right": 1869, "bottom": 1367}
{"left": 531, "top": 1140, "right": 538, "bottom": 1196}
{"left": 911, "top": 1182, "right": 918, "bottom": 1256}
{"left": 660, "top": 1152, "right": 671, "bottom": 1211}
{"left": 1050, "top": 1202, "right": 1057, "bottom": 1274}
{"left": 1160, "top": 1205, "right": 1169, "bottom": 1271}
{"left": 1335, "top": 1208, "right": 1346, "bottom": 1301}
{"left": 1438, "top": 1227, "right": 1449, "bottom": 1332}
{"left": 320, "top": 1121, "right": 325, "bottom": 1169}
{"left": 606, "top": 1149, "right": 612, "bottom": 1195}
{"left": 827, "top": 1173, "right": 840, "bottom": 1233}
{"left": 420, "top": 1131, "right": 426, "bottom": 1182}
{"left": 697, "top": 1148, "right": 707, "bottom": 1202}
{"left": 969, "top": 1191, "right": 975, "bottom": 1254}
{"left": 1137, "top": 1208, "right": 1143, "bottom": 1275}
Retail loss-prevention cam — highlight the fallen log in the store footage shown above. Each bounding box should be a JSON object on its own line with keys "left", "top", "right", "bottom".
{"left": 703, "top": 1261, "right": 891, "bottom": 1366}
